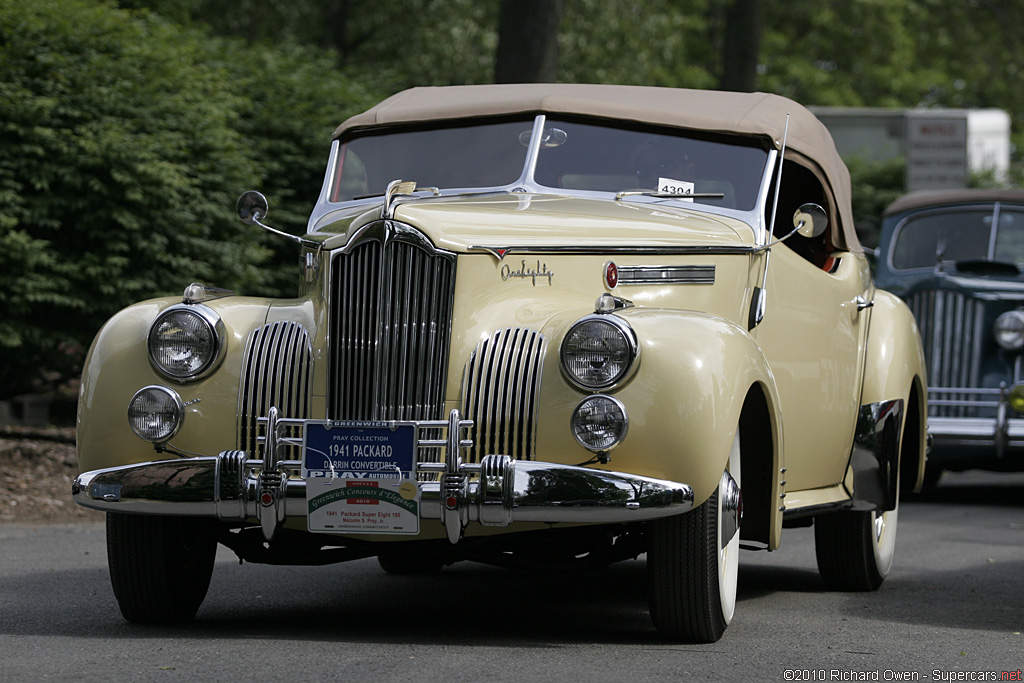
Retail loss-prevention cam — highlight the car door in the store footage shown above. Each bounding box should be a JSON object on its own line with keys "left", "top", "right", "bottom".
{"left": 755, "top": 247, "right": 871, "bottom": 492}
{"left": 752, "top": 159, "right": 871, "bottom": 493}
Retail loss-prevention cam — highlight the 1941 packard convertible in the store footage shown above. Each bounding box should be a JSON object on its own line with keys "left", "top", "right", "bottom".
{"left": 74, "top": 84, "right": 927, "bottom": 643}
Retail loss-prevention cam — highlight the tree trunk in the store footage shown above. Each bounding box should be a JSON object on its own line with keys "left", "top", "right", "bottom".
{"left": 720, "top": 0, "right": 762, "bottom": 92}
{"left": 495, "top": 0, "right": 565, "bottom": 83}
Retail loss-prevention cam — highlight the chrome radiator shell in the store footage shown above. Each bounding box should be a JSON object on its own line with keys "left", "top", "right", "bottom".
{"left": 328, "top": 220, "right": 456, "bottom": 424}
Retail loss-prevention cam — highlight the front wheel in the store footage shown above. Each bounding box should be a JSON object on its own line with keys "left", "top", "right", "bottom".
{"left": 647, "top": 431, "right": 741, "bottom": 642}
{"left": 106, "top": 513, "right": 218, "bottom": 623}
{"left": 814, "top": 502, "right": 898, "bottom": 591}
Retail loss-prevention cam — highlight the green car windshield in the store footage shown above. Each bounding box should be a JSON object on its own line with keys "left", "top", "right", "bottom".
{"left": 891, "top": 205, "right": 1024, "bottom": 270}
{"left": 330, "top": 116, "right": 769, "bottom": 211}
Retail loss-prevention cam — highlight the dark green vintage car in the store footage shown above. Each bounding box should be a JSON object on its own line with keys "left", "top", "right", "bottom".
{"left": 876, "top": 188, "right": 1024, "bottom": 481}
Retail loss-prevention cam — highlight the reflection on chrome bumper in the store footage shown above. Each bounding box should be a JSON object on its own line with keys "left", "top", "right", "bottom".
{"left": 73, "top": 411, "right": 694, "bottom": 545}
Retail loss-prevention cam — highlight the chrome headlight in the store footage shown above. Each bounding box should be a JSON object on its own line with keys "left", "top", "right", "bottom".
{"left": 559, "top": 314, "right": 639, "bottom": 391}
{"left": 148, "top": 303, "right": 226, "bottom": 381}
{"left": 994, "top": 310, "right": 1024, "bottom": 351}
{"left": 571, "top": 395, "right": 629, "bottom": 452}
{"left": 127, "top": 386, "right": 184, "bottom": 443}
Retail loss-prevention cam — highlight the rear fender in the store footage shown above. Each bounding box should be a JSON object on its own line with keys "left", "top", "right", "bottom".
{"left": 859, "top": 290, "right": 928, "bottom": 493}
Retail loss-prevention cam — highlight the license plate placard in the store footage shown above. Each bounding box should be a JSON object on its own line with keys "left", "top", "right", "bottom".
{"left": 302, "top": 422, "right": 420, "bottom": 535}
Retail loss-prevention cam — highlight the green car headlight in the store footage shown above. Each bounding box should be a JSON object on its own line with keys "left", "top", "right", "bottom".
{"left": 127, "top": 385, "right": 184, "bottom": 444}
{"left": 571, "top": 395, "right": 629, "bottom": 452}
{"left": 994, "top": 310, "right": 1024, "bottom": 351}
{"left": 560, "top": 314, "right": 639, "bottom": 391}
{"left": 148, "top": 303, "right": 226, "bottom": 381}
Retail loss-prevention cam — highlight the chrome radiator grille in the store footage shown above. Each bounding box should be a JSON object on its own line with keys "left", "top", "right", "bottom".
{"left": 461, "top": 328, "right": 547, "bottom": 462}
{"left": 238, "top": 320, "right": 313, "bottom": 457}
{"left": 328, "top": 223, "right": 456, "bottom": 426}
{"left": 906, "top": 289, "right": 984, "bottom": 417}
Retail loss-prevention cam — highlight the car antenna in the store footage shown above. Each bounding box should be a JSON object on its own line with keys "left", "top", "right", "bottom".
{"left": 749, "top": 113, "right": 790, "bottom": 329}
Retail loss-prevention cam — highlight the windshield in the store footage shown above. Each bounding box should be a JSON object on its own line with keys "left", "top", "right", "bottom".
{"left": 891, "top": 205, "right": 1024, "bottom": 270}
{"left": 331, "top": 115, "right": 770, "bottom": 211}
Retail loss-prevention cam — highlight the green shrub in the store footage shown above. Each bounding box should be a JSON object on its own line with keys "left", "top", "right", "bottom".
{"left": 0, "top": 0, "right": 377, "bottom": 398}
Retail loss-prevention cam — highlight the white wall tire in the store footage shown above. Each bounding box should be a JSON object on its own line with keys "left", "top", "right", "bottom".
{"left": 648, "top": 430, "right": 741, "bottom": 642}
{"left": 814, "top": 501, "right": 898, "bottom": 591}
{"left": 717, "top": 431, "right": 741, "bottom": 623}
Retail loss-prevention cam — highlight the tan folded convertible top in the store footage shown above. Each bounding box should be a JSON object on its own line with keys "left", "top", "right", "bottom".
{"left": 334, "top": 84, "right": 858, "bottom": 251}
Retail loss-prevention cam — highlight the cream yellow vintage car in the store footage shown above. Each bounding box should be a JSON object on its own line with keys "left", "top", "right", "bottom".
{"left": 74, "top": 84, "right": 927, "bottom": 643}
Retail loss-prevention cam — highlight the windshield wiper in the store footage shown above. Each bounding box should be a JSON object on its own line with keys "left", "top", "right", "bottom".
{"left": 615, "top": 190, "right": 724, "bottom": 201}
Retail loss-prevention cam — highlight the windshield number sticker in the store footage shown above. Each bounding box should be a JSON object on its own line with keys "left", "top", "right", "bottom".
{"left": 659, "top": 177, "right": 694, "bottom": 201}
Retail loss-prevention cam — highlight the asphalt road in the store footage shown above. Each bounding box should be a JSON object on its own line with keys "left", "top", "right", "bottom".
{"left": 1, "top": 471, "right": 1021, "bottom": 682}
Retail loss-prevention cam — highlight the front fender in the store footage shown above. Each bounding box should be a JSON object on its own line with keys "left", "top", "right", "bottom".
{"left": 537, "top": 307, "right": 782, "bottom": 510}
{"left": 77, "top": 296, "right": 275, "bottom": 473}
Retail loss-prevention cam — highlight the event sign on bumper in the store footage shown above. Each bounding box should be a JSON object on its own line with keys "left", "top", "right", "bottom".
{"left": 302, "top": 421, "right": 421, "bottom": 534}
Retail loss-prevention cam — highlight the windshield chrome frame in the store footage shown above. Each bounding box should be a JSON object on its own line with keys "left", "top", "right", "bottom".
{"left": 308, "top": 116, "right": 775, "bottom": 242}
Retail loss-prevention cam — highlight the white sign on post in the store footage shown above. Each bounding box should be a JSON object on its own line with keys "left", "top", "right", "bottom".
{"left": 905, "top": 113, "right": 968, "bottom": 191}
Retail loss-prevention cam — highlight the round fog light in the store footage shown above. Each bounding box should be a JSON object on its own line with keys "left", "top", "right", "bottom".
{"left": 128, "top": 386, "right": 184, "bottom": 443}
{"left": 1009, "top": 383, "right": 1024, "bottom": 414}
{"left": 571, "top": 395, "right": 629, "bottom": 452}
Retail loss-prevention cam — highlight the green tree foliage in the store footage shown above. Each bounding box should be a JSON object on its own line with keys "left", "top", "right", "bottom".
{"left": 128, "top": 0, "right": 500, "bottom": 91}
{"left": 845, "top": 157, "right": 907, "bottom": 248}
{"left": 0, "top": 0, "right": 254, "bottom": 397}
{"left": 758, "top": 0, "right": 929, "bottom": 107}
{"left": 0, "top": 0, "right": 376, "bottom": 398}
{"left": 559, "top": 0, "right": 717, "bottom": 88}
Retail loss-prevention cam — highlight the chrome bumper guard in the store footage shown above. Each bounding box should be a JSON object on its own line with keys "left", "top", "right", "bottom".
{"left": 73, "top": 409, "right": 694, "bottom": 544}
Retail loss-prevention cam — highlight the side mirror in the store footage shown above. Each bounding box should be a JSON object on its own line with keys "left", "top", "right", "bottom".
{"left": 758, "top": 202, "right": 829, "bottom": 253}
{"left": 235, "top": 191, "right": 311, "bottom": 247}
{"left": 793, "top": 203, "right": 828, "bottom": 239}
{"left": 237, "top": 191, "right": 269, "bottom": 225}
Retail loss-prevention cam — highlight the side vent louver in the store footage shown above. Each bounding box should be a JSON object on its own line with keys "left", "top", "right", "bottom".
{"left": 461, "top": 328, "right": 547, "bottom": 463}
{"left": 238, "top": 320, "right": 313, "bottom": 458}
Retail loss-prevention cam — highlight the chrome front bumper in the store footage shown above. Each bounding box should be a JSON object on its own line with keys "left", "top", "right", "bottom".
{"left": 73, "top": 410, "right": 694, "bottom": 544}
{"left": 928, "top": 385, "right": 1024, "bottom": 457}
{"left": 928, "top": 416, "right": 1024, "bottom": 451}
